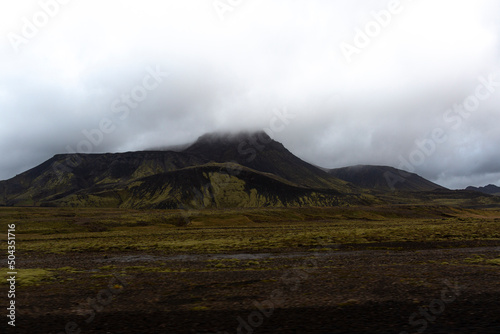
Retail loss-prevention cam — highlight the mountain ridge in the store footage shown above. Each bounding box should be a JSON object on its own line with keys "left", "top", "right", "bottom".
{"left": 466, "top": 184, "right": 500, "bottom": 196}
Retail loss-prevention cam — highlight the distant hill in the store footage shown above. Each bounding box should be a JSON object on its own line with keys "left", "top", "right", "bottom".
{"left": 327, "top": 165, "right": 446, "bottom": 192}
{"left": 466, "top": 184, "right": 500, "bottom": 196}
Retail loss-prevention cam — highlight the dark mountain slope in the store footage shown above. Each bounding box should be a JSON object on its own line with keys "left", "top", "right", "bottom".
{"left": 328, "top": 165, "right": 446, "bottom": 192}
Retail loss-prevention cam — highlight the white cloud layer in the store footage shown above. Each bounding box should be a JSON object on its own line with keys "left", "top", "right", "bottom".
{"left": 1, "top": 0, "right": 500, "bottom": 189}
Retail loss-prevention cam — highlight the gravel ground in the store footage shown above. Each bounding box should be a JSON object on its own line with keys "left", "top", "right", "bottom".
{"left": 5, "top": 242, "right": 500, "bottom": 334}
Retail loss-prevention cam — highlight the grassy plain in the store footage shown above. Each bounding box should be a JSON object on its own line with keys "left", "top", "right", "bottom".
{"left": 2, "top": 205, "right": 500, "bottom": 333}
{"left": 2, "top": 205, "right": 500, "bottom": 254}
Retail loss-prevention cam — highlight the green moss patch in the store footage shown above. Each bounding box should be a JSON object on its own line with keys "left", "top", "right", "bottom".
{"left": 1, "top": 268, "right": 53, "bottom": 286}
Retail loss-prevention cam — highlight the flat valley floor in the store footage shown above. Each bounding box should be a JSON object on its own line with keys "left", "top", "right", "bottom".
{"left": 2, "top": 206, "right": 500, "bottom": 333}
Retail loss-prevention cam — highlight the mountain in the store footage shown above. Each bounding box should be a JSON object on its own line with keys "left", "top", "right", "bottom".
{"left": 327, "top": 165, "right": 446, "bottom": 192}
{"left": 5, "top": 131, "right": 497, "bottom": 209}
{"left": 0, "top": 132, "right": 369, "bottom": 208}
{"left": 466, "top": 184, "right": 500, "bottom": 196}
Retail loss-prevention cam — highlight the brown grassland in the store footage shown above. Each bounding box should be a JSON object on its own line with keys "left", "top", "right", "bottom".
{"left": 2, "top": 205, "right": 500, "bottom": 333}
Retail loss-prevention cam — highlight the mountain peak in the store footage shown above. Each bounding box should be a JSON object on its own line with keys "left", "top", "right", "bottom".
{"left": 184, "top": 130, "right": 279, "bottom": 158}
{"left": 192, "top": 131, "right": 271, "bottom": 145}
{"left": 180, "top": 130, "right": 350, "bottom": 189}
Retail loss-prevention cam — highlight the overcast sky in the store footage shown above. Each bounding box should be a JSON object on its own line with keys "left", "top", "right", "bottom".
{"left": 1, "top": 0, "right": 500, "bottom": 189}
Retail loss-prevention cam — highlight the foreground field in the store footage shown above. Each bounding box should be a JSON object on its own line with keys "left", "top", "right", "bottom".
{"left": 2, "top": 205, "right": 500, "bottom": 333}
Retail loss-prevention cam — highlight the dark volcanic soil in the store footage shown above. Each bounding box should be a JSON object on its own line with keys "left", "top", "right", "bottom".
{"left": 5, "top": 243, "right": 500, "bottom": 334}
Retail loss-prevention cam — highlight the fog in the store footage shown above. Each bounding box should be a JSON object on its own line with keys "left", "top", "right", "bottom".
{"left": 1, "top": 0, "right": 500, "bottom": 189}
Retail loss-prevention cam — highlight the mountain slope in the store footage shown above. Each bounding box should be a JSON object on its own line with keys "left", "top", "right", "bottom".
{"left": 327, "top": 165, "right": 446, "bottom": 192}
